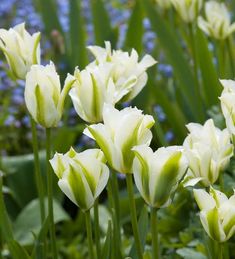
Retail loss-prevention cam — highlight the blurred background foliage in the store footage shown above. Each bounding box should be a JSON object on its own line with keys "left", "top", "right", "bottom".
{"left": 1, "top": 0, "right": 235, "bottom": 258}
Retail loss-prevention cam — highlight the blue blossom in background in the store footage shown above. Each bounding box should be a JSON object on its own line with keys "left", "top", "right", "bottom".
{"left": 158, "top": 63, "right": 173, "bottom": 78}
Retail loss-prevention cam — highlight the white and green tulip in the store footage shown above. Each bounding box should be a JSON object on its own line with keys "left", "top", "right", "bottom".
{"left": 132, "top": 145, "right": 188, "bottom": 208}
{"left": 198, "top": 1, "right": 235, "bottom": 40}
{"left": 171, "top": 0, "right": 203, "bottom": 23}
{"left": 69, "top": 64, "right": 137, "bottom": 123}
{"left": 87, "top": 41, "right": 157, "bottom": 101}
{"left": 50, "top": 148, "right": 109, "bottom": 211}
{"left": 24, "top": 62, "right": 75, "bottom": 128}
{"left": 0, "top": 23, "right": 41, "bottom": 79}
{"left": 183, "top": 119, "right": 233, "bottom": 187}
{"left": 84, "top": 104, "right": 155, "bottom": 174}
{"left": 194, "top": 187, "right": 235, "bottom": 242}
{"left": 220, "top": 79, "right": 235, "bottom": 141}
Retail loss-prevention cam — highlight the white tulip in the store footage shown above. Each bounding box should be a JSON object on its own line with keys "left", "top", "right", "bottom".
{"left": 183, "top": 119, "right": 233, "bottom": 187}
{"left": 198, "top": 1, "right": 235, "bottom": 40}
{"left": 171, "top": 0, "right": 203, "bottom": 23}
{"left": 220, "top": 79, "right": 235, "bottom": 139}
{"left": 0, "top": 23, "right": 40, "bottom": 79}
{"left": 69, "top": 64, "right": 137, "bottom": 123}
{"left": 87, "top": 41, "right": 157, "bottom": 101}
{"left": 132, "top": 145, "right": 188, "bottom": 208}
{"left": 194, "top": 187, "right": 235, "bottom": 242}
{"left": 24, "top": 62, "right": 75, "bottom": 128}
{"left": 84, "top": 103, "right": 155, "bottom": 174}
{"left": 50, "top": 148, "right": 109, "bottom": 211}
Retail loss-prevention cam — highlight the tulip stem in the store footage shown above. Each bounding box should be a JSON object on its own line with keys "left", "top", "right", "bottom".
{"left": 30, "top": 118, "right": 45, "bottom": 224}
{"left": 94, "top": 199, "right": 101, "bottom": 259}
{"left": 110, "top": 172, "right": 121, "bottom": 245}
{"left": 46, "top": 128, "right": 58, "bottom": 259}
{"left": 85, "top": 210, "right": 95, "bottom": 259}
{"left": 226, "top": 38, "right": 235, "bottom": 78}
{"left": 151, "top": 207, "right": 159, "bottom": 259}
{"left": 219, "top": 173, "right": 224, "bottom": 192}
{"left": 126, "top": 174, "right": 143, "bottom": 259}
{"left": 218, "top": 242, "right": 224, "bottom": 259}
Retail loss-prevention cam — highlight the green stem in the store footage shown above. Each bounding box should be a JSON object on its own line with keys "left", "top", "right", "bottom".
{"left": 94, "top": 199, "right": 101, "bottom": 259}
{"left": 46, "top": 128, "right": 58, "bottom": 259}
{"left": 151, "top": 207, "right": 159, "bottom": 259}
{"left": 226, "top": 38, "right": 235, "bottom": 78}
{"left": 218, "top": 39, "right": 225, "bottom": 77}
{"left": 110, "top": 172, "right": 121, "bottom": 245}
{"left": 219, "top": 173, "right": 224, "bottom": 192}
{"left": 85, "top": 210, "right": 95, "bottom": 259}
{"left": 126, "top": 174, "right": 143, "bottom": 259}
{"left": 30, "top": 118, "right": 45, "bottom": 224}
{"left": 218, "top": 242, "right": 224, "bottom": 259}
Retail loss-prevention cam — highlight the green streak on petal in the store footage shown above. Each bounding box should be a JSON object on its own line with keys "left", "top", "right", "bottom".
{"left": 32, "top": 33, "right": 41, "bottom": 64}
{"left": 73, "top": 159, "right": 97, "bottom": 195}
{"left": 91, "top": 73, "right": 100, "bottom": 122}
{"left": 223, "top": 216, "right": 235, "bottom": 237}
{"left": 153, "top": 152, "right": 181, "bottom": 207}
{"left": 206, "top": 207, "right": 222, "bottom": 242}
{"left": 87, "top": 126, "right": 113, "bottom": 166}
{"left": 35, "top": 84, "right": 45, "bottom": 126}
{"left": 68, "top": 165, "right": 88, "bottom": 210}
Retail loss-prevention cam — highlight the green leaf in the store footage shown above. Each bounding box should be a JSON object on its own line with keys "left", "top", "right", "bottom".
{"left": 129, "top": 205, "right": 149, "bottom": 258}
{"left": 124, "top": 0, "right": 144, "bottom": 53}
{"left": 195, "top": 28, "right": 222, "bottom": 108}
{"left": 33, "top": 0, "right": 63, "bottom": 36}
{"left": 143, "top": 0, "right": 204, "bottom": 122}
{"left": 31, "top": 217, "right": 50, "bottom": 259}
{"left": 13, "top": 198, "right": 70, "bottom": 245}
{"left": 90, "top": 0, "right": 118, "bottom": 47}
{"left": 101, "top": 220, "right": 112, "bottom": 259}
{"left": 177, "top": 248, "right": 207, "bottom": 259}
{"left": 69, "top": 0, "right": 88, "bottom": 69}
{"left": 8, "top": 240, "right": 31, "bottom": 259}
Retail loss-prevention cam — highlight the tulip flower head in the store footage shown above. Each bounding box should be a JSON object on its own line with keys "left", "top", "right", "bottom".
{"left": 0, "top": 23, "right": 41, "bottom": 79}
{"left": 155, "top": 0, "right": 172, "bottom": 9}
{"left": 171, "top": 0, "right": 203, "bottom": 23}
{"left": 183, "top": 119, "right": 233, "bottom": 187}
{"left": 198, "top": 1, "right": 235, "bottom": 40}
{"left": 69, "top": 64, "right": 137, "bottom": 123}
{"left": 220, "top": 79, "right": 235, "bottom": 140}
{"left": 50, "top": 148, "right": 109, "bottom": 211}
{"left": 24, "top": 62, "right": 75, "bottom": 128}
{"left": 84, "top": 104, "right": 155, "bottom": 174}
{"left": 194, "top": 187, "right": 235, "bottom": 242}
{"left": 87, "top": 41, "right": 157, "bottom": 101}
{"left": 132, "top": 145, "right": 188, "bottom": 208}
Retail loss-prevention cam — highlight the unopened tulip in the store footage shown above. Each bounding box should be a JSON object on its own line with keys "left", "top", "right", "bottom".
{"left": 183, "top": 119, "right": 233, "bottom": 187}
{"left": 198, "top": 1, "right": 235, "bottom": 40}
{"left": 50, "top": 148, "right": 109, "bottom": 211}
{"left": 24, "top": 62, "right": 75, "bottom": 128}
{"left": 194, "top": 187, "right": 235, "bottom": 242}
{"left": 87, "top": 41, "right": 157, "bottom": 101}
{"left": 0, "top": 23, "right": 41, "bottom": 79}
{"left": 132, "top": 145, "right": 188, "bottom": 208}
{"left": 171, "top": 0, "right": 203, "bottom": 23}
{"left": 69, "top": 64, "right": 137, "bottom": 123}
{"left": 84, "top": 104, "right": 155, "bottom": 174}
{"left": 220, "top": 79, "right": 235, "bottom": 140}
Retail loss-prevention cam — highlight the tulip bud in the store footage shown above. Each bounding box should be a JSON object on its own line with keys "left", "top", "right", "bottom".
{"left": 24, "top": 62, "right": 75, "bottom": 128}
{"left": 155, "top": 0, "right": 171, "bottom": 9}
{"left": 171, "top": 0, "right": 203, "bottom": 23}
{"left": 87, "top": 41, "right": 157, "bottom": 101}
{"left": 220, "top": 79, "right": 235, "bottom": 140}
{"left": 132, "top": 145, "right": 188, "bottom": 208}
{"left": 198, "top": 1, "right": 235, "bottom": 40}
{"left": 0, "top": 23, "right": 41, "bottom": 79}
{"left": 194, "top": 187, "right": 235, "bottom": 242}
{"left": 50, "top": 148, "right": 109, "bottom": 211}
{"left": 183, "top": 119, "right": 233, "bottom": 187}
{"left": 84, "top": 103, "right": 155, "bottom": 174}
{"left": 69, "top": 64, "right": 137, "bottom": 123}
